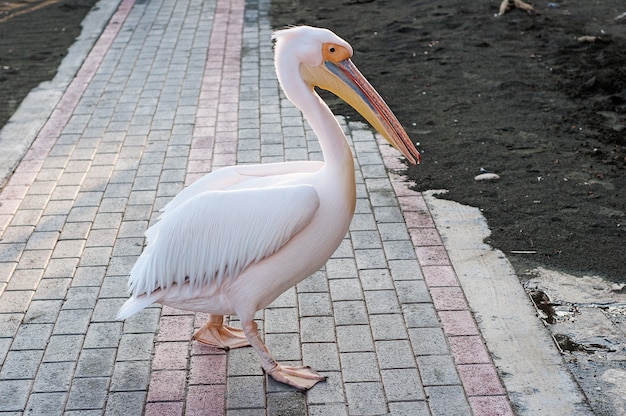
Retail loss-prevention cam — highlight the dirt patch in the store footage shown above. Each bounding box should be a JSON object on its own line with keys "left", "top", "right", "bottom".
{"left": 270, "top": 0, "right": 626, "bottom": 282}
{"left": 0, "top": 0, "right": 97, "bottom": 128}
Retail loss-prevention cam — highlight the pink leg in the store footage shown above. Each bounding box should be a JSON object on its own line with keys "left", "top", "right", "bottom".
{"left": 193, "top": 314, "right": 250, "bottom": 350}
{"left": 242, "top": 320, "right": 326, "bottom": 390}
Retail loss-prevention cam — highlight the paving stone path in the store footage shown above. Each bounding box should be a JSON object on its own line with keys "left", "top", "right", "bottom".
{"left": 0, "top": 0, "right": 512, "bottom": 414}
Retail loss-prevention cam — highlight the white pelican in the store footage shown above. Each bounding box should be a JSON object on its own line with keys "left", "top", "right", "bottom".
{"left": 118, "top": 25, "right": 421, "bottom": 390}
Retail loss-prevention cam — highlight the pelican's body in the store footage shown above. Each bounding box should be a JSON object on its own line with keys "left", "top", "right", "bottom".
{"left": 118, "top": 26, "right": 420, "bottom": 390}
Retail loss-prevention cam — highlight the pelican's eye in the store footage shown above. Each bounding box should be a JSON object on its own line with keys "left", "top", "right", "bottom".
{"left": 322, "top": 43, "right": 351, "bottom": 62}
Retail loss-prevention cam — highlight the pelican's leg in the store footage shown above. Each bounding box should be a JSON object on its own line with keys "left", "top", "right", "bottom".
{"left": 193, "top": 314, "right": 250, "bottom": 350}
{"left": 242, "top": 320, "right": 326, "bottom": 390}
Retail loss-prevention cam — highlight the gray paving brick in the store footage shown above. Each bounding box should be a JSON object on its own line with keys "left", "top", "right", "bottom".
{"left": 388, "top": 401, "right": 430, "bottom": 416}
{"left": 302, "top": 342, "right": 340, "bottom": 372}
{"left": 84, "top": 322, "right": 123, "bottom": 349}
{"left": 121, "top": 308, "right": 160, "bottom": 334}
{"left": 0, "top": 379, "right": 32, "bottom": 411}
{"left": 105, "top": 391, "right": 146, "bottom": 416}
{"left": 381, "top": 368, "right": 425, "bottom": 402}
{"left": 298, "top": 292, "right": 332, "bottom": 317}
{"left": 53, "top": 309, "right": 92, "bottom": 335}
{"left": 265, "top": 333, "right": 301, "bottom": 362}
{"left": 300, "top": 316, "right": 335, "bottom": 343}
{"left": 59, "top": 222, "right": 91, "bottom": 240}
{"left": 424, "top": 385, "right": 472, "bottom": 416}
{"left": 369, "top": 314, "right": 408, "bottom": 341}
{"left": 0, "top": 313, "right": 22, "bottom": 338}
{"left": 328, "top": 278, "right": 363, "bottom": 302}
{"left": 306, "top": 372, "right": 346, "bottom": 405}
{"left": 0, "top": 349, "right": 44, "bottom": 379}
{"left": 364, "top": 290, "right": 401, "bottom": 315}
{"left": 417, "top": 355, "right": 461, "bottom": 386}
{"left": 375, "top": 340, "right": 415, "bottom": 369}
{"left": 23, "top": 300, "right": 62, "bottom": 324}
{"left": 110, "top": 361, "right": 150, "bottom": 391}
{"left": 0, "top": 290, "right": 35, "bottom": 313}
{"left": 24, "top": 392, "right": 67, "bottom": 416}
{"left": 325, "top": 258, "right": 358, "bottom": 279}
{"left": 409, "top": 328, "right": 449, "bottom": 356}
{"left": 226, "top": 345, "right": 264, "bottom": 377}
{"left": 336, "top": 325, "right": 374, "bottom": 353}
{"left": 32, "top": 361, "right": 75, "bottom": 392}
{"left": 66, "top": 377, "right": 109, "bottom": 410}
{"left": 351, "top": 230, "right": 382, "bottom": 250}
{"left": 264, "top": 307, "right": 298, "bottom": 334}
{"left": 267, "top": 391, "right": 307, "bottom": 416}
{"left": 75, "top": 348, "right": 116, "bottom": 378}
{"left": 396, "top": 280, "right": 431, "bottom": 304}
{"left": 226, "top": 376, "right": 265, "bottom": 410}
{"left": 5, "top": 269, "right": 42, "bottom": 291}
{"left": 116, "top": 333, "right": 154, "bottom": 361}
{"left": 11, "top": 323, "right": 53, "bottom": 350}
{"left": 388, "top": 259, "right": 423, "bottom": 281}
{"left": 344, "top": 382, "right": 387, "bottom": 415}
{"left": 62, "top": 287, "right": 99, "bottom": 310}
{"left": 308, "top": 403, "right": 349, "bottom": 416}
{"left": 43, "top": 334, "right": 83, "bottom": 363}
{"left": 333, "top": 300, "right": 369, "bottom": 326}
{"left": 78, "top": 247, "right": 112, "bottom": 267}
{"left": 43, "top": 258, "right": 78, "bottom": 279}
{"left": 340, "top": 352, "right": 380, "bottom": 383}
{"left": 354, "top": 249, "right": 387, "bottom": 270}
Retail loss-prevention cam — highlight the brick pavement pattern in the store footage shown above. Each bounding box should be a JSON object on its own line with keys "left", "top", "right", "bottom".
{"left": 0, "top": 0, "right": 513, "bottom": 414}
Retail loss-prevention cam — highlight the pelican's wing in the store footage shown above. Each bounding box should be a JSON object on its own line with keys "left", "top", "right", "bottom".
{"left": 128, "top": 184, "right": 320, "bottom": 296}
{"left": 160, "top": 161, "right": 323, "bottom": 214}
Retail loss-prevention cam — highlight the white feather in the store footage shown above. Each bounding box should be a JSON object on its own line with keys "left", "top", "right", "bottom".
{"left": 128, "top": 184, "right": 319, "bottom": 296}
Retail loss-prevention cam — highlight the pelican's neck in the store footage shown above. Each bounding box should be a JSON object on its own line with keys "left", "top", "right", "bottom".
{"left": 304, "top": 93, "right": 354, "bottom": 169}
{"left": 276, "top": 60, "right": 353, "bottom": 171}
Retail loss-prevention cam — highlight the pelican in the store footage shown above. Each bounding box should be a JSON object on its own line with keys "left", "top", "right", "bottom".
{"left": 117, "top": 25, "right": 421, "bottom": 390}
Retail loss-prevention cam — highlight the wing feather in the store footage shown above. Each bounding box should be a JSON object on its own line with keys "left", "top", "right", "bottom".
{"left": 129, "top": 185, "right": 320, "bottom": 296}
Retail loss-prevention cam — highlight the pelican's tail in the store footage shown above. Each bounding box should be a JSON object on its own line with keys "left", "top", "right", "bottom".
{"left": 117, "top": 294, "right": 159, "bottom": 320}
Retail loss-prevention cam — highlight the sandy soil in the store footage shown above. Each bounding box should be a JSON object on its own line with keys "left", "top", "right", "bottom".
{"left": 270, "top": 0, "right": 626, "bottom": 283}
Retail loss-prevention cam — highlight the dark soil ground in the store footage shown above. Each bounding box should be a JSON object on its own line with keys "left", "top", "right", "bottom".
{"left": 1, "top": 0, "right": 624, "bottom": 283}
{"left": 270, "top": 0, "right": 626, "bottom": 283}
{"left": 0, "top": 0, "right": 97, "bottom": 127}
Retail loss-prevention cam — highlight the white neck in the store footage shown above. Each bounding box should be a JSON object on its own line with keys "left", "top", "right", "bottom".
{"left": 275, "top": 57, "right": 353, "bottom": 170}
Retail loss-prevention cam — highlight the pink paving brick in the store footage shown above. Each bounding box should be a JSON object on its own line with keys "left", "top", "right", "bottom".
{"left": 430, "top": 286, "right": 468, "bottom": 311}
{"left": 152, "top": 342, "right": 190, "bottom": 370}
{"left": 397, "top": 194, "right": 428, "bottom": 211}
{"left": 409, "top": 227, "right": 443, "bottom": 246}
{"left": 458, "top": 364, "right": 506, "bottom": 396}
{"left": 414, "top": 245, "right": 450, "bottom": 266}
{"left": 145, "top": 402, "right": 184, "bottom": 416}
{"left": 439, "top": 310, "right": 480, "bottom": 336}
{"left": 191, "top": 341, "right": 225, "bottom": 356}
{"left": 186, "top": 385, "right": 226, "bottom": 416}
{"left": 448, "top": 335, "right": 491, "bottom": 365}
{"left": 403, "top": 210, "right": 435, "bottom": 228}
{"left": 469, "top": 395, "right": 515, "bottom": 416}
{"left": 147, "top": 370, "right": 188, "bottom": 402}
{"left": 422, "top": 265, "right": 460, "bottom": 287}
{"left": 161, "top": 305, "right": 195, "bottom": 316}
{"left": 156, "top": 315, "right": 194, "bottom": 342}
{"left": 189, "top": 354, "right": 227, "bottom": 385}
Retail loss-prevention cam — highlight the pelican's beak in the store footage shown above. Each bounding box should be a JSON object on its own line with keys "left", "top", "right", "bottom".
{"left": 301, "top": 47, "right": 421, "bottom": 165}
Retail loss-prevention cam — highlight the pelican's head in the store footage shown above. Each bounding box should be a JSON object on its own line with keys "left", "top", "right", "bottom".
{"left": 272, "top": 26, "right": 421, "bottom": 165}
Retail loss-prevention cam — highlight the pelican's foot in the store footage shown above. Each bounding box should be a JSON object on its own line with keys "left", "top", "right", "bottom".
{"left": 267, "top": 365, "right": 326, "bottom": 390}
{"left": 193, "top": 323, "right": 250, "bottom": 350}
